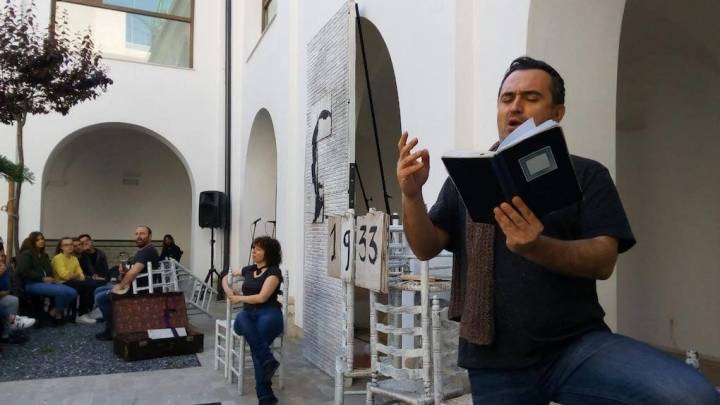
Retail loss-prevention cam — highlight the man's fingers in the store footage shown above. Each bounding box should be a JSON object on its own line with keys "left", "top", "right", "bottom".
{"left": 398, "top": 161, "right": 425, "bottom": 178}
{"left": 500, "top": 202, "right": 527, "bottom": 227}
{"left": 512, "top": 196, "right": 536, "bottom": 222}
{"left": 421, "top": 150, "right": 430, "bottom": 170}
{"left": 397, "top": 131, "right": 408, "bottom": 151}
{"left": 493, "top": 207, "right": 514, "bottom": 232}
{"left": 399, "top": 137, "right": 419, "bottom": 159}
{"left": 399, "top": 149, "right": 426, "bottom": 168}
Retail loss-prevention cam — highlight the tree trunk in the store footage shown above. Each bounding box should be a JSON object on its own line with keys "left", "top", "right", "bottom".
{"left": 5, "top": 180, "right": 15, "bottom": 258}
{"left": 11, "top": 115, "right": 25, "bottom": 257}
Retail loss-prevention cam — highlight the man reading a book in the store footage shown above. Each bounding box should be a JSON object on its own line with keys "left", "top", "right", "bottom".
{"left": 397, "top": 56, "right": 719, "bottom": 404}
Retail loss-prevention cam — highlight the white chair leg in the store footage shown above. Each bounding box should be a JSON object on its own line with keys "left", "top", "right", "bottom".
{"left": 238, "top": 335, "right": 246, "bottom": 394}
{"left": 214, "top": 323, "right": 219, "bottom": 371}
{"left": 278, "top": 352, "right": 285, "bottom": 390}
{"left": 366, "top": 386, "right": 373, "bottom": 405}
{"left": 225, "top": 321, "right": 232, "bottom": 381}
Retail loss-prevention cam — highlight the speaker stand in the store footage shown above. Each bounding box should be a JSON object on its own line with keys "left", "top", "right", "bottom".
{"left": 204, "top": 227, "right": 223, "bottom": 300}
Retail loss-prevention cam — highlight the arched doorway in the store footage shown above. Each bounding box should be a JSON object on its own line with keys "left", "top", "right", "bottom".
{"left": 240, "top": 109, "right": 278, "bottom": 265}
{"left": 41, "top": 123, "right": 193, "bottom": 265}
{"left": 353, "top": 16, "right": 401, "bottom": 346}
{"left": 617, "top": 0, "right": 720, "bottom": 362}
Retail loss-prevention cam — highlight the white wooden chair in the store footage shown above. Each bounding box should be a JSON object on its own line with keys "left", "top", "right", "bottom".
{"left": 228, "top": 269, "right": 289, "bottom": 394}
{"left": 155, "top": 259, "right": 180, "bottom": 292}
{"left": 131, "top": 262, "right": 156, "bottom": 294}
{"left": 214, "top": 271, "right": 243, "bottom": 379}
{"left": 366, "top": 261, "right": 465, "bottom": 404}
{"left": 167, "top": 259, "right": 217, "bottom": 317}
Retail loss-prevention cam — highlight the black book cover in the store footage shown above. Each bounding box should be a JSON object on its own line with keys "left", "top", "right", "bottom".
{"left": 441, "top": 125, "right": 582, "bottom": 223}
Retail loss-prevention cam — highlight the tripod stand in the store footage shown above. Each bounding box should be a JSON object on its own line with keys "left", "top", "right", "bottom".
{"left": 204, "top": 227, "right": 222, "bottom": 299}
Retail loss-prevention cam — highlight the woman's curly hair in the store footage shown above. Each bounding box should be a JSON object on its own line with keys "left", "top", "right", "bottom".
{"left": 252, "top": 236, "right": 282, "bottom": 267}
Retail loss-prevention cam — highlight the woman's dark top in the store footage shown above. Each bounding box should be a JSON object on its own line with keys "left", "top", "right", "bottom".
{"left": 241, "top": 264, "right": 283, "bottom": 310}
{"left": 160, "top": 244, "right": 183, "bottom": 261}
{"left": 16, "top": 250, "right": 52, "bottom": 283}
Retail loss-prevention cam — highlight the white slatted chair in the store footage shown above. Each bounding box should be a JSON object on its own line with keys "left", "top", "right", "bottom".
{"left": 165, "top": 259, "right": 217, "bottom": 317}
{"left": 228, "top": 269, "right": 289, "bottom": 394}
{"left": 155, "top": 259, "right": 180, "bottom": 292}
{"left": 366, "top": 261, "right": 465, "bottom": 404}
{"left": 131, "top": 262, "right": 156, "bottom": 294}
{"left": 215, "top": 271, "right": 243, "bottom": 379}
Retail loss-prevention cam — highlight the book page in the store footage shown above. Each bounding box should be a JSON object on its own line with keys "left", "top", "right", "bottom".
{"left": 498, "top": 118, "right": 558, "bottom": 152}
{"left": 148, "top": 327, "right": 188, "bottom": 339}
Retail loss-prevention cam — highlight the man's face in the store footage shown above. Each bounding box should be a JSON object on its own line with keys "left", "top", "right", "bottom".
{"left": 72, "top": 240, "right": 82, "bottom": 255}
{"left": 497, "top": 69, "right": 565, "bottom": 140}
{"left": 80, "top": 236, "right": 93, "bottom": 252}
{"left": 135, "top": 227, "right": 151, "bottom": 247}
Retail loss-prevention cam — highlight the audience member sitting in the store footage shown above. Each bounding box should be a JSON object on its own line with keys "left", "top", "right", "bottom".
{"left": 222, "top": 236, "right": 284, "bottom": 405}
{"left": 78, "top": 234, "right": 110, "bottom": 283}
{"left": 0, "top": 247, "right": 35, "bottom": 343}
{"left": 94, "top": 225, "right": 160, "bottom": 341}
{"left": 72, "top": 237, "right": 83, "bottom": 258}
{"left": 160, "top": 234, "right": 183, "bottom": 262}
{"left": 51, "top": 237, "right": 99, "bottom": 324}
{"left": 16, "top": 231, "right": 78, "bottom": 327}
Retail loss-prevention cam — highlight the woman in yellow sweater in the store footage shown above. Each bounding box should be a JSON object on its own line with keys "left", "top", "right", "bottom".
{"left": 52, "top": 237, "right": 100, "bottom": 324}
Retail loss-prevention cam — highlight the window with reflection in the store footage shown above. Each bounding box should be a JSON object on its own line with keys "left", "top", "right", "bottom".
{"left": 54, "top": 0, "right": 193, "bottom": 68}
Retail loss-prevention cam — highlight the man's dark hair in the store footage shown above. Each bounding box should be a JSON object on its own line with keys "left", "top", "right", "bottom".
{"left": 72, "top": 237, "right": 80, "bottom": 242}
{"left": 498, "top": 56, "right": 565, "bottom": 105}
{"left": 252, "top": 236, "right": 282, "bottom": 267}
{"left": 78, "top": 234, "right": 92, "bottom": 240}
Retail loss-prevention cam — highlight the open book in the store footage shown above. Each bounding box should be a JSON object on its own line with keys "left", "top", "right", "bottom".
{"left": 441, "top": 119, "right": 582, "bottom": 223}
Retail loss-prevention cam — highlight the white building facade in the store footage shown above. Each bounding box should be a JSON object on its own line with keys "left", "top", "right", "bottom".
{"left": 2, "top": 0, "right": 718, "bottom": 376}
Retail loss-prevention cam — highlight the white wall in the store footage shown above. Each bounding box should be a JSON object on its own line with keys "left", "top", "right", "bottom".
{"left": 239, "top": 110, "right": 278, "bottom": 263}
{"left": 455, "top": 0, "right": 531, "bottom": 152}
{"left": 232, "top": 0, "right": 299, "bottom": 324}
{"left": 41, "top": 125, "right": 192, "bottom": 262}
{"left": 526, "top": 0, "right": 626, "bottom": 330}
{"left": 617, "top": 0, "right": 720, "bottom": 357}
{"left": 0, "top": 0, "right": 226, "bottom": 277}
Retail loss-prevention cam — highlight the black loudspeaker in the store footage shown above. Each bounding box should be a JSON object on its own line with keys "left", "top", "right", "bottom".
{"left": 199, "top": 191, "right": 227, "bottom": 228}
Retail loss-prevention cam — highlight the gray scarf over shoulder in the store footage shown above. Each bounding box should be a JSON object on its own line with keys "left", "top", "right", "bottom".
{"left": 448, "top": 215, "right": 495, "bottom": 345}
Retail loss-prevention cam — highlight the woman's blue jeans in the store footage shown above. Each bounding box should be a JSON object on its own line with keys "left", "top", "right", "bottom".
{"left": 467, "top": 331, "right": 720, "bottom": 404}
{"left": 234, "top": 306, "right": 283, "bottom": 401}
{"left": 24, "top": 282, "right": 78, "bottom": 311}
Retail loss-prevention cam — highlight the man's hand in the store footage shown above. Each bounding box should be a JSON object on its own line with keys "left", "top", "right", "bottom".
{"left": 42, "top": 277, "right": 56, "bottom": 284}
{"left": 494, "top": 196, "right": 544, "bottom": 255}
{"left": 111, "top": 283, "right": 129, "bottom": 294}
{"left": 397, "top": 131, "right": 430, "bottom": 199}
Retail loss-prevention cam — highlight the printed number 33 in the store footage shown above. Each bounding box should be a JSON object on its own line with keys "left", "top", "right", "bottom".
{"left": 358, "top": 225, "right": 378, "bottom": 265}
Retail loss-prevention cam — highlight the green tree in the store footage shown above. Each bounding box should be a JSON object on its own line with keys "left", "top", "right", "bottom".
{"left": 0, "top": 0, "right": 113, "bottom": 256}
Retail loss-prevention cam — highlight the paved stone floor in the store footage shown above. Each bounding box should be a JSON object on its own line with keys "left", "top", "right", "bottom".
{"left": 0, "top": 306, "right": 368, "bottom": 405}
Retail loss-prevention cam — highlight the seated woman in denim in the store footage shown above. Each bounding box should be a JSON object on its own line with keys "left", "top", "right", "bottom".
{"left": 222, "top": 236, "right": 283, "bottom": 405}
{"left": 16, "top": 232, "right": 77, "bottom": 326}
